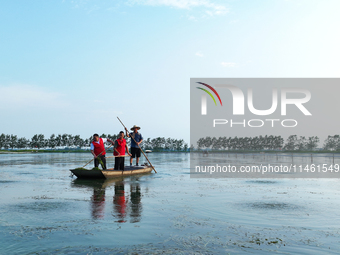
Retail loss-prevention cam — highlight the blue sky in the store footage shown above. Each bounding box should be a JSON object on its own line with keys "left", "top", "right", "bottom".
{"left": 0, "top": 0, "right": 339, "bottom": 142}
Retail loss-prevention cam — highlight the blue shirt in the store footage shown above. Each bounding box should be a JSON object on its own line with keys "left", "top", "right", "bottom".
{"left": 129, "top": 132, "right": 143, "bottom": 148}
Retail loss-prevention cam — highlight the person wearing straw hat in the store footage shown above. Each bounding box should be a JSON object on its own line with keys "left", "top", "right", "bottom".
{"left": 90, "top": 134, "right": 114, "bottom": 169}
{"left": 125, "top": 125, "right": 143, "bottom": 166}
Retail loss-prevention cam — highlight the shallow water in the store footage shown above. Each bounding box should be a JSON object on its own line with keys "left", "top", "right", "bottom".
{"left": 1, "top": 153, "right": 340, "bottom": 254}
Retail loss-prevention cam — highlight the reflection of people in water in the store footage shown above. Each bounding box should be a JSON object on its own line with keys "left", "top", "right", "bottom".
{"left": 112, "top": 181, "right": 143, "bottom": 223}
{"left": 130, "top": 182, "right": 142, "bottom": 223}
{"left": 76, "top": 179, "right": 143, "bottom": 221}
{"left": 91, "top": 188, "right": 105, "bottom": 219}
{"left": 113, "top": 181, "right": 127, "bottom": 223}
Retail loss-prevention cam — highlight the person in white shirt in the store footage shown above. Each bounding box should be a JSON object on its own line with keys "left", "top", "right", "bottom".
{"left": 90, "top": 134, "right": 114, "bottom": 169}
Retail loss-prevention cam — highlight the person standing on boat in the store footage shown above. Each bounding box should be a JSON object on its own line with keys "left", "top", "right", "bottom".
{"left": 125, "top": 125, "right": 143, "bottom": 166}
{"left": 114, "top": 131, "right": 132, "bottom": 170}
{"left": 90, "top": 134, "right": 114, "bottom": 169}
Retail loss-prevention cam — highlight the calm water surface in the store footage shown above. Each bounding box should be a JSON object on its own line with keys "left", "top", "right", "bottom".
{"left": 1, "top": 153, "right": 340, "bottom": 254}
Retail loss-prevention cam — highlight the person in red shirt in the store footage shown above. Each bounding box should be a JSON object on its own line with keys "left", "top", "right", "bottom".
{"left": 113, "top": 181, "right": 126, "bottom": 222}
{"left": 114, "top": 131, "right": 132, "bottom": 170}
{"left": 91, "top": 134, "right": 114, "bottom": 169}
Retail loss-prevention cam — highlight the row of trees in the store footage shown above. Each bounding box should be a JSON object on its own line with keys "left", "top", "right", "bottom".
{"left": 143, "top": 137, "right": 188, "bottom": 152}
{"left": 0, "top": 133, "right": 188, "bottom": 152}
{"left": 0, "top": 134, "right": 93, "bottom": 149}
{"left": 197, "top": 135, "right": 284, "bottom": 151}
{"left": 284, "top": 135, "right": 319, "bottom": 151}
{"left": 195, "top": 135, "right": 329, "bottom": 151}
{"left": 323, "top": 135, "right": 340, "bottom": 151}
{"left": 4, "top": 133, "right": 338, "bottom": 152}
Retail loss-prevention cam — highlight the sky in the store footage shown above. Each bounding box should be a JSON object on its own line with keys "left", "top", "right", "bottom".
{"left": 0, "top": 0, "right": 339, "bottom": 143}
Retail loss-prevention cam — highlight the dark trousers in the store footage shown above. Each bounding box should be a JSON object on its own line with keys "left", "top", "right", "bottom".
{"left": 115, "top": 157, "right": 125, "bottom": 170}
{"left": 94, "top": 155, "right": 107, "bottom": 169}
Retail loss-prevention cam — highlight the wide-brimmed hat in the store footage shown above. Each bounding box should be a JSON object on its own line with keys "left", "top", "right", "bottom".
{"left": 130, "top": 125, "right": 141, "bottom": 130}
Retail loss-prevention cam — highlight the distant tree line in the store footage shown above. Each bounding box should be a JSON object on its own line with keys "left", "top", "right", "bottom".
{"left": 197, "top": 135, "right": 284, "bottom": 151}
{"left": 143, "top": 137, "right": 188, "bottom": 152}
{"left": 0, "top": 133, "right": 188, "bottom": 152}
{"left": 195, "top": 135, "right": 336, "bottom": 151}
{"left": 5, "top": 133, "right": 339, "bottom": 152}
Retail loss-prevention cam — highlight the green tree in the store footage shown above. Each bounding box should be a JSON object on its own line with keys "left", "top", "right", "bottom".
{"left": 84, "top": 138, "right": 90, "bottom": 147}
{"left": 211, "top": 137, "right": 222, "bottom": 150}
{"left": 48, "top": 134, "right": 57, "bottom": 148}
{"left": 31, "top": 134, "right": 39, "bottom": 148}
{"left": 175, "top": 139, "right": 184, "bottom": 151}
{"left": 17, "top": 137, "right": 29, "bottom": 149}
{"left": 30, "top": 134, "right": 45, "bottom": 149}
{"left": 323, "top": 135, "right": 338, "bottom": 151}
{"left": 61, "top": 134, "right": 68, "bottom": 147}
{"left": 55, "top": 134, "right": 62, "bottom": 147}
{"left": 0, "top": 133, "right": 5, "bottom": 149}
{"left": 9, "top": 135, "right": 18, "bottom": 149}
{"left": 306, "top": 136, "right": 319, "bottom": 151}
{"left": 143, "top": 138, "right": 152, "bottom": 150}
{"left": 184, "top": 143, "right": 188, "bottom": 152}
{"left": 74, "top": 135, "right": 84, "bottom": 148}
{"left": 3, "top": 135, "right": 10, "bottom": 149}
{"left": 204, "top": 137, "right": 213, "bottom": 149}
{"left": 197, "top": 137, "right": 205, "bottom": 150}
{"left": 297, "top": 136, "right": 307, "bottom": 151}
{"left": 38, "top": 134, "right": 45, "bottom": 148}
{"left": 284, "top": 135, "right": 298, "bottom": 151}
{"left": 273, "top": 136, "right": 284, "bottom": 150}
{"left": 165, "top": 138, "right": 171, "bottom": 151}
{"left": 251, "top": 136, "right": 259, "bottom": 150}
{"left": 68, "top": 134, "right": 75, "bottom": 147}
{"left": 150, "top": 137, "right": 163, "bottom": 151}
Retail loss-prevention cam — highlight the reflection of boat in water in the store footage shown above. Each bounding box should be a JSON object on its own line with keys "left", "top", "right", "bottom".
{"left": 72, "top": 179, "right": 117, "bottom": 219}
{"left": 72, "top": 178, "right": 121, "bottom": 189}
{"left": 70, "top": 165, "right": 153, "bottom": 179}
{"left": 72, "top": 177, "right": 144, "bottom": 222}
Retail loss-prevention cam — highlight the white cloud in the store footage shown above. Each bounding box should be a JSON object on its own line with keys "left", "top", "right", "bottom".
{"left": 130, "top": 0, "right": 229, "bottom": 15}
{"left": 195, "top": 51, "right": 204, "bottom": 57}
{"left": 221, "top": 62, "right": 237, "bottom": 67}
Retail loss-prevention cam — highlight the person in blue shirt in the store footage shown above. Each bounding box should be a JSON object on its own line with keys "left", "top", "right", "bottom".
{"left": 125, "top": 125, "right": 143, "bottom": 166}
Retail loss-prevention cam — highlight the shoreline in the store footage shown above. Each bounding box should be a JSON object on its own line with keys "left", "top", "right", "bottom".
{"left": 1, "top": 150, "right": 340, "bottom": 155}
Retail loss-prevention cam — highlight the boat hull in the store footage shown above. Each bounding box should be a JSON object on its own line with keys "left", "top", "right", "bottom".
{"left": 70, "top": 166, "right": 153, "bottom": 179}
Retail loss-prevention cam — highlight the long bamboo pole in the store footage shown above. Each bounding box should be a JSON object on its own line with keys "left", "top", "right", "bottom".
{"left": 117, "top": 117, "right": 157, "bottom": 173}
{"left": 106, "top": 155, "right": 129, "bottom": 159}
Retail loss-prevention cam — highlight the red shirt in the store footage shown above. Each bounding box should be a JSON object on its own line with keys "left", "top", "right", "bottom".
{"left": 91, "top": 138, "right": 106, "bottom": 156}
{"left": 114, "top": 138, "right": 126, "bottom": 156}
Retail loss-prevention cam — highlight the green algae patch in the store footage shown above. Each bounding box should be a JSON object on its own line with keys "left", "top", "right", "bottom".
{"left": 96, "top": 157, "right": 105, "bottom": 169}
{"left": 73, "top": 167, "right": 88, "bottom": 171}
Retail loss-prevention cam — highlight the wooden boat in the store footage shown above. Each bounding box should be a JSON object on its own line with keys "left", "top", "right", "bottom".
{"left": 70, "top": 165, "right": 153, "bottom": 179}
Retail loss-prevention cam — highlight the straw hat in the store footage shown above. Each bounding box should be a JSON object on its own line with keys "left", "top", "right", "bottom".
{"left": 130, "top": 125, "right": 141, "bottom": 130}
